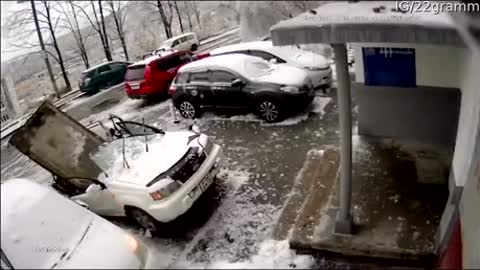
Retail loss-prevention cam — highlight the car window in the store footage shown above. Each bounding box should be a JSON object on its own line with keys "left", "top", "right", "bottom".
{"left": 175, "top": 72, "right": 189, "bottom": 83}
{"left": 172, "top": 39, "right": 180, "bottom": 47}
{"left": 109, "top": 63, "right": 126, "bottom": 69}
{"left": 180, "top": 36, "right": 188, "bottom": 43}
{"left": 125, "top": 65, "right": 145, "bottom": 81}
{"left": 190, "top": 71, "right": 209, "bottom": 83}
{"left": 249, "top": 50, "right": 286, "bottom": 63}
{"left": 211, "top": 70, "right": 237, "bottom": 83}
{"left": 97, "top": 65, "right": 111, "bottom": 74}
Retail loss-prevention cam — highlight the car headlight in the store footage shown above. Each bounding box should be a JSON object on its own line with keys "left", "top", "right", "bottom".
{"left": 84, "top": 78, "right": 91, "bottom": 85}
{"left": 149, "top": 179, "right": 182, "bottom": 201}
{"left": 280, "top": 86, "right": 300, "bottom": 93}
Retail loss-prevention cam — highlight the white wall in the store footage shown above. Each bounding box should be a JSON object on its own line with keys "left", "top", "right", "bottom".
{"left": 353, "top": 43, "right": 466, "bottom": 89}
{"left": 452, "top": 51, "right": 480, "bottom": 187}
{"left": 452, "top": 48, "right": 480, "bottom": 269}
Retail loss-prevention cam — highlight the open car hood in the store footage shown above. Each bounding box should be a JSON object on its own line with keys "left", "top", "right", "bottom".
{"left": 8, "top": 101, "right": 106, "bottom": 182}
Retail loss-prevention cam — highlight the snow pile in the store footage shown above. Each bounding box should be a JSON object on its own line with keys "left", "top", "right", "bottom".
{"left": 205, "top": 239, "right": 315, "bottom": 269}
{"left": 310, "top": 97, "right": 332, "bottom": 116}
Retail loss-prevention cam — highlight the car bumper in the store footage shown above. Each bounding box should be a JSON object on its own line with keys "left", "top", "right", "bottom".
{"left": 145, "top": 144, "right": 223, "bottom": 222}
{"left": 306, "top": 68, "right": 332, "bottom": 88}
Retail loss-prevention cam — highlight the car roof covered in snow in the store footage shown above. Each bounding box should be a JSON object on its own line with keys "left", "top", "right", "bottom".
{"left": 210, "top": 41, "right": 274, "bottom": 55}
{"left": 178, "top": 53, "right": 264, "bottom": 75}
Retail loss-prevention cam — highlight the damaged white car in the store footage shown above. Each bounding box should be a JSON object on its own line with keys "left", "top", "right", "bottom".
{"left": 9, "top": 102, "right": 222, "bottom": 233}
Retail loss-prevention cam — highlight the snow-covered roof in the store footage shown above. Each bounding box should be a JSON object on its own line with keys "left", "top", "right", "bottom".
{"left": 270, "top": 1, "right": 465, "bottom": 46}
{"left": 210, "top": 41, "right": 273, "bottom": 54}
{"left": 179, "top": 54, "right": 263, "bottom": 75}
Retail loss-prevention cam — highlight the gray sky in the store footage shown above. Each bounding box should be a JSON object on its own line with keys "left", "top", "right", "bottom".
{"left": 1, "top": 0, "right": 83, "bottom": 63}
{"left": 1, "top": 1, "right": 35, "bottom": 62}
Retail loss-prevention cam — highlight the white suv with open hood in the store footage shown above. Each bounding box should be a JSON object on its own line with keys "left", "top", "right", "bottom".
{"left": 8, "top": 103, "right": 223, "bottom": 233}
{"left": 72, "top": 118, "right": 222, "bottom": 232}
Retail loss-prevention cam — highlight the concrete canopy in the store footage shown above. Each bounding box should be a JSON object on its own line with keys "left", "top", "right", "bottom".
{"left": 270, "top": 1, "right": 465, "bottom": 46}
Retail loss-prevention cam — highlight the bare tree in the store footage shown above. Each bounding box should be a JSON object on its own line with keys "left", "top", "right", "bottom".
{"left": 173, "top": 1, "right": 184, "bottom": 33}
{"left": 191, "top": 1, "right": 201, "bottom": 28}
{"left": 153, "top": 0, "right": 174, "bottom": 38}
{"left": 29, "top": 0, "right": 60, "bottom": 97}
{"left": 105, "top": 0, "right": 129, "bottom": 61}
{"left": 183, "top": 1, "right": 193, "bottom": 32}
{"left": 72, "top": 1, "right": 112, "bottom": 61}
{"left": 38, "top": 0, "right": 71, "bottom": 92}
{"left": 98, "top": 0, "right": 112, "bottom": 61}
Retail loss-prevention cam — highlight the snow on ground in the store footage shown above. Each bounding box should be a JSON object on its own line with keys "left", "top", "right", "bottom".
{"left": 81, "top": 98, "right": 171, "bottom": 126}
{"left": 186, "top": 239, "right": 315, "bottom": 269}
{"left": 162, "top": 96, "right": 333, "bottom": 128}
{"left": 310, "top": 97, "right": 332, "bottom": 116}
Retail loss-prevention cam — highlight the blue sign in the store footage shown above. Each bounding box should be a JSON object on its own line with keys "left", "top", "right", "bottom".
{"left": 362, "top": 47, "right": 416, "bottom": 88}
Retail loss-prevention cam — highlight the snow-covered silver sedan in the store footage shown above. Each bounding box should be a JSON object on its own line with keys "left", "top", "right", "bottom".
{"left": 209, "top": 41, "right": 332, "bottom": 89}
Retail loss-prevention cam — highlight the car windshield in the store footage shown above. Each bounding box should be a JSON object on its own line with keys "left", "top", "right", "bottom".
{"left": 80, "top": 72, "right": 89, "bottom": 80}
{"left": 125, "top": 65, "right": 145, "bottom": 81}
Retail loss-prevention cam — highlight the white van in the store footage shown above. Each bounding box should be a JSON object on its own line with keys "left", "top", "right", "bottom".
{"left": 0, "top": 179, "right": 153, "bottom": 269}
{"left": 156, "top": 32, "right": 199, "bottom": 52}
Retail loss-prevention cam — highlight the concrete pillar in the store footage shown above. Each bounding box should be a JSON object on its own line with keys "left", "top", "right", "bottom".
{"left": 333, "top": 43, "right": 354, "bottom": 235}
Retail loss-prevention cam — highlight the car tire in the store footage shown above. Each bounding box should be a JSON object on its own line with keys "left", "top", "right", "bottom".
{"left": 126, "top": 207, "right": 161, "bottom": 233}
{"left": 178, "top": 100, "right": 200, "bottom": 119}
{"left": 191, "top": 44, "right": 198, "bottom": 52}
{"left": 258, "top": 100, "right": 281, "bottom": 122}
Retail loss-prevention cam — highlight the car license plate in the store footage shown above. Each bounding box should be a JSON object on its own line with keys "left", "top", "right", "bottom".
{"left": 198, "top": 172, "right": 214, "bottom": 192}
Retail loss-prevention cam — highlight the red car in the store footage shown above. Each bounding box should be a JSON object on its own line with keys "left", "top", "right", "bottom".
{"left": 125, "top": 51, "right": 197, "bottom": 99}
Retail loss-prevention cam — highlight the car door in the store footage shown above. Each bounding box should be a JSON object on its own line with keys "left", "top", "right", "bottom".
{"left": 93, "top": 64, "right": 113, "bottom": 88}
{"left": 210, "top": 70, "right": 248, "bottom": 108}
{"left": 108, "top": 62, "right": 129, "bottom": 84}
{"left": 171, "top": 38, "right": 181, "bottom": 50}
{"left": 188, "top": 71, "right": 215, "bottom": 107}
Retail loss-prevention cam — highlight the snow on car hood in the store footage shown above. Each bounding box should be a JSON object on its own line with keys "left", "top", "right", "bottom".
{"left": 274, "top": 46, "right": 330, "bottom": 69}
{"left": 254, "top": 64, "right": 310, "bottom": 87}
{"left": 293, "top": 51, "right": 330, "bottom": 69}
{"left": 93, "top": 131, "right": 199, "bottom": 186}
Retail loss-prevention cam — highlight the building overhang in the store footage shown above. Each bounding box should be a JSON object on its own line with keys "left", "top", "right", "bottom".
{"left": 270, "top": 1, "right": 466, "bottom": 47}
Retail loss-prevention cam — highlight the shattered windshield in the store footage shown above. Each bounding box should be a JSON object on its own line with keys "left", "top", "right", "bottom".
{"left": 91, "top": 135, "right": 162, "bottom": 182}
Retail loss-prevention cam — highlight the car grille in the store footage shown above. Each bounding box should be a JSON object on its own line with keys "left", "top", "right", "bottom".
{"left": 146, "top": 147, "right": 206, "bottom": 186}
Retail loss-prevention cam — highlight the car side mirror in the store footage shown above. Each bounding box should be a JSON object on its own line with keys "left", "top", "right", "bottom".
{"left": 231, "top": 79, "right": 244, "bottom": 87}
{"left": 269, "top": 58, "right": 277, "bottom": 64}
{"left": 86, "top": 184, "right": 103, "bottom": 194}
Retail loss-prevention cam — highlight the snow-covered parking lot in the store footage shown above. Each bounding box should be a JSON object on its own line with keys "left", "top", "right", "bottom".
{"left": 1, "top": 92, "right": 343, "bottom": 268}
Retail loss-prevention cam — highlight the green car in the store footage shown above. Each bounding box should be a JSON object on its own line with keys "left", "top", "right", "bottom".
{"left": 79, "top": 61, "right": 132, "bottom": 94}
